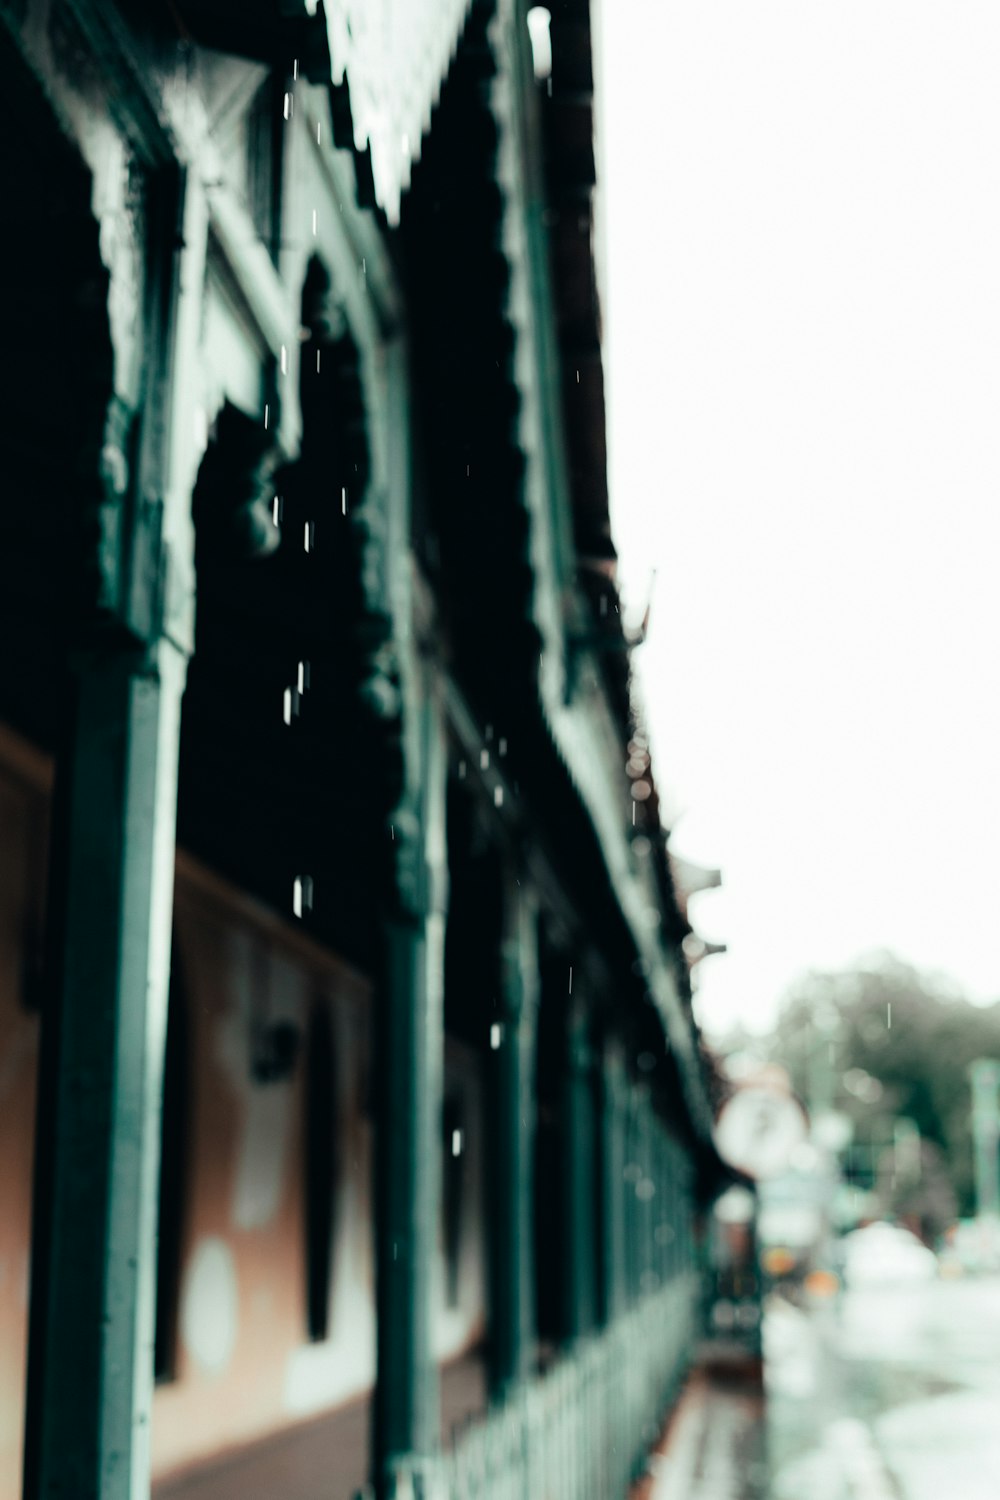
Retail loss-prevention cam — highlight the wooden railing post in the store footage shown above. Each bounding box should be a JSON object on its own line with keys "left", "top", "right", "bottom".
{"left": 489, "top": 870, "right": 539, "bottom": 1395}
{"left": 598, "top": 1042, "right": 628, "bottom": 1325}
{"left": 373, "top": 684, "right": 448, "bottom": 1499}
{"left": 23, "top": 167, "right": 208, "bottom": 1500}
{"left": 561, "top": 1001, "right": 598, "bottom": 1340}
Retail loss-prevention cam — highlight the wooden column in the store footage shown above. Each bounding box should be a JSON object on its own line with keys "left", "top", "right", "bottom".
{"left": 664, "top": 1138, "right": 680, "bottom": 1281}
{"left": 637, "top": 1089, "right": 656, "bottom": 1296}
{"left": 654, "top": 1125, "right": 671, "bottom": 1284}
{"left": 24, "top": 645, "right": 187, "bottom": 1500}
{"left": 373, "top": 686, "right": 448, "bottom": 1498}
{"left": 624, "top": 1084, "right": 643, "bottom": 1307}
{"left": 598, "top": 1041, "right": 628, "bottom": 1325}
{"left": 488, "top": 871, "right": 539, "bottom": 1395}
{"left": 561, "top": 1001, "right": 598, "bottom": 1341}
{"left": 680, "top": 1163, "right": 696, "bottom": 1276}
{"left": 653, "top": 1119, "right": 668, "bottom": 1286}
{"left": 23, "top": 168, "right": 206, "bottom": 1500}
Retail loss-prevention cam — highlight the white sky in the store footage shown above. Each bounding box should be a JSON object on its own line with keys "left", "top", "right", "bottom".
{"left": 598, "top": 2, "right": 1000, "bottom": 1037}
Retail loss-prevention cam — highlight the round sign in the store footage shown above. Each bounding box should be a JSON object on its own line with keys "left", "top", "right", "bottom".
{"left": 715, "top": 1084, "right": 809, "bottom": 1180}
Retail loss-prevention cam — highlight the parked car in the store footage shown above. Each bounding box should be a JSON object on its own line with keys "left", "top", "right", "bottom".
{"left": 839, "top": 1222, "right": 937, "bottom": 1288}
{"left": 941, "top": 1218, "right": 1000, "bottom": 1276}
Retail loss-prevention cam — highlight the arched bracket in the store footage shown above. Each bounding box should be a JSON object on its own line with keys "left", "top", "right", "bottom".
{"left": 193, "top": 400, "right": 282, "bottom": 562}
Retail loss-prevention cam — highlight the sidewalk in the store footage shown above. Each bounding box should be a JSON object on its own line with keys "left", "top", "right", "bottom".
{"left": 632, "top": 1349, "right": 768, "bottom": 1500}
{"left": 154, "top": 1350, "right": 488, "bottom": 1500}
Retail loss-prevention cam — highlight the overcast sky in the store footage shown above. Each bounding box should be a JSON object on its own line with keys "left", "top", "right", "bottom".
{"left": 598, "top": 1, "right": 1000, "bottom": 1036}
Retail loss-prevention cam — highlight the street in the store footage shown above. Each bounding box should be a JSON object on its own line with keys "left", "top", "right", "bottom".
{"left": 766, "top": 1274, "right": 1000, "bottom": 1499}
{"left": 643, "top": 1275, "right": 1000, "bottom": 1499}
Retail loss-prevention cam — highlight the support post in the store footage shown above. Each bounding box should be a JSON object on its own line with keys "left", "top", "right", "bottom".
{"left": 598, "top": 1041, "right": 627, "bottom": 1325}
{"left": 649, "top": 1115, "right": 664, "bottom": 1291}
{"left": 637, "top": 1088, "right": 655, "bottom": 1297}
{"left": 624, "top": 1085, "right": 641, "bottom": 1307}
{"left": 656, "top": 1128, "right": 672, "bottom": 1284}
{"left": 373, "top": 685, "right": 448, "bottom": 1498}
{"left": 561, "top": 1001, "right": 597, "bottom": 1340}
{"left": 679, "top": 1161, "right": 695, "bottom": 1276}
{"left": 488, "top": 871, "right": 539, "bottom": 1394}
{"left": 23, "top": 167, "right": 206, "bottom": 1500}
{"left": 667, "top": 1138, "right": 682, "bottom": 1281}
{"left": 24, "top": 645, "right": 187, "bottom": 1500}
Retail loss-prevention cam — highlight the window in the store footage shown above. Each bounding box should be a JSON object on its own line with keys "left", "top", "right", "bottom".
{"left": 303, "top": 999, "right": 336, "bottom": 1341}
{"left": 442, "top": 1094, "right": 465, "bottom": 1309}
{"left": 246, "top": 75, "right": 283, "bottom": 264}
{"left": 154, "top": 936, "right": 190, "bottom": 1383}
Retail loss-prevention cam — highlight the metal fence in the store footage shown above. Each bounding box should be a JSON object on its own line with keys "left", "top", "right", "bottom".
{"left": 438, "top": 1273, "right": 697, "bottom": 1500}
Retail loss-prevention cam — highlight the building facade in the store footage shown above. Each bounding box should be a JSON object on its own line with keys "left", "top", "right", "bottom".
{"left": 0, "top": 2, "right": 726, "bottom": 1497}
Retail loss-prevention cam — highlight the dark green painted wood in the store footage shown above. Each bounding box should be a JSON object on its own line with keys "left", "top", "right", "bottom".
{"left": 373, "top": 695, "right": 447, "bottom": 1498}
{"left": 666, "top": 1138, "right": 681, "bottom": 1281}
{"left": 654, "top": 1125, "right": 670, "bottom": 1285}
{"left": 488, "top": 874, "right": 539, "bottom": 1394}
{"left": 24, "top": 643, "right": 185, "bottom": 1500}
{"left": 21, "top": 148, "right": 204, "bottom": 1500}
{"left": 561, "top": 1004, "right": 598, "bottom": 1340}
{"left": 637, "top": 1090, "right": 656, "bottom": 1296}
{"left": 625, "top": 1086, "right": 642, "bottom": 1308}
{"left": 374, "top": 916, "right": 437, "bottom": 1480}
{"left": 598, "top": 1043, "right": 628, "bottom": 1325}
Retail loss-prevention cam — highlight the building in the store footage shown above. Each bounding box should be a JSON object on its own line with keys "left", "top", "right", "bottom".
{"left": 0, "top": 2, "right": 728, "bottom": 1497}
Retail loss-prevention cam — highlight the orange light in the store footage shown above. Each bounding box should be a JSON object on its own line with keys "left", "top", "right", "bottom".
{"left": 761, "top": 1247, "right": 796, "bottom": 1276}
{"left": 804, "top": 1270, "right": 840, "bottom": 1298}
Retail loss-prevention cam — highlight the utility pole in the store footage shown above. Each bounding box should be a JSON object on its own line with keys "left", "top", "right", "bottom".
{"left": 893, "top": 1117, "right": 922, "bottom": 1190}
{"left": 808, "top": 1002, "right": 838, "bottom": 1123}
{"left": 969, "top": 1060, "right": 1000, "bottom": 1220}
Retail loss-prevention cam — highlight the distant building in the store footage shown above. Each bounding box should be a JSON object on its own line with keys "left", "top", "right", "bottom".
{"left": 0, "top": 3, "right": 727, "bottom": 1497}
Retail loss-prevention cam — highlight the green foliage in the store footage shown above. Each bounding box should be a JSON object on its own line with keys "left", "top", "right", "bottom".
{"left": 762, "top": 952, "right": 1000, "bottom": 1219}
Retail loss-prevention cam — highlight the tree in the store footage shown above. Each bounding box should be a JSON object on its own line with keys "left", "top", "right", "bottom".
{"left": 759, "top": 952, "right": 1000, "bottom": 1222}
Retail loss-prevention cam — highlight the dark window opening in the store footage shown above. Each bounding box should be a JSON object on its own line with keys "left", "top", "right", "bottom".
{"left": 443, "top": 1094, "right": 465, "bottom": 1310}
{"left": 154, "top": 935, "right": 190, "bottom": 1383}
{"left": 247, "top": 74, "right": 284, "bottom": 264}
{"left": 533, "top": 933, "right": 569, "bottom": 1351}
{"left": 304, "top": 999, "right": 336, "bottom": 1341}
{"left": 532, "top": 1106, "right": 561, "bottom": 1354}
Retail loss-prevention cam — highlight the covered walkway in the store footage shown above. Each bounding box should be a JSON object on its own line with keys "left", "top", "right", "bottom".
{"left": 155, "top": 1354, "right": 488, "bottom": 1500}
{"left": 632, "top": 1354, "right": 766, "bottom": 1500}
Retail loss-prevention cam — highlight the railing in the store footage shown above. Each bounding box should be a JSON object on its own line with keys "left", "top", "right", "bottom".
{"left": 362, "top": 1276, "right": 698, "bottom": 1500}
{"left": 435, "top": 1274, "right": 697, "bottom": 1500}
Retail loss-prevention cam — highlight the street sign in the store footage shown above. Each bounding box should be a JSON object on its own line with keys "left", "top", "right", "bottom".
{"left": 715, "top": 1083, "right": 809, "bottom": 1181}
{"left": 813, "top": 1109, "right": 854, "bottom": 1154}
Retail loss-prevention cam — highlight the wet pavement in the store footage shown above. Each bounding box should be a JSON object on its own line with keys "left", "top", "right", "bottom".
{"left": 639, "top": 1274, "right": 1000, "bottom": 1499}
{"left": 636, "top": 1358, "right": 767, "bottom": 1500}
{"left": 767, "top": 1274, "right": 1000, "bottom": 1499}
